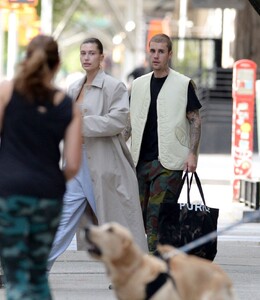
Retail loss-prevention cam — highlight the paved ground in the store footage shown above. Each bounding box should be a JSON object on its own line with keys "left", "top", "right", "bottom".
{"left": 0, "top": 154, "right": 260, "bottom": 299}
{"left": 26, "top": 222, "right": 260, "bottom": 300}
{"left": 47, "top": 241, "right": 259, "bottom": 300}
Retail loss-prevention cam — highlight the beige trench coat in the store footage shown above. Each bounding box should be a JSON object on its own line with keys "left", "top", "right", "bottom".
{"left": 68, "top": 71, "right": 148, "bottom": 252}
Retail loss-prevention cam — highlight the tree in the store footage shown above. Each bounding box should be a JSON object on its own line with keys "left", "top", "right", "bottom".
{"left": 234, "top": 0, "right": 260, "bottom": 63}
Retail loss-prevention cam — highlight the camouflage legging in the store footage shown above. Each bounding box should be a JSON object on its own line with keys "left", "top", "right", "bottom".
{"left": 136, "top": 160, "right": 183, "bottom": 253}
{"left": 0, "top": 195, "right": 62, "bottom": 300}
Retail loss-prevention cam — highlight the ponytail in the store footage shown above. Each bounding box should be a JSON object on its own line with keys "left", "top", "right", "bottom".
{"left": 14, "top": 35, "right": 60, "bottom": 103}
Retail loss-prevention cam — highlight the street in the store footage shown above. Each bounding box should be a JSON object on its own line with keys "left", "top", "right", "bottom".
{"left": 49, "top": 222, "right": 260, "bottom": 300}
{"left": 1, "top": 154, "right": 260, "bottom": 299}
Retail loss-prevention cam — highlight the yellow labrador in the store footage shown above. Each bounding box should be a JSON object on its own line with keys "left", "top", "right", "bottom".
{"left": 85, "top": 222, "right": 236, "bottom": 300}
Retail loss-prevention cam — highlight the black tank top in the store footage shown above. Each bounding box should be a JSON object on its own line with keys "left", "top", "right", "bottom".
{"left": 0, "top": 89, "right": 73, "bottom": 199}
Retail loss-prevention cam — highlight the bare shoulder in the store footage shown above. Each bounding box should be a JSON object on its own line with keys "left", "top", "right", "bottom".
{"left": 53, "top": 89, "right": 68, "bottom": 106}
{"left": 0, "top": 80, "right": 14, "bottom": 106}
{"left": 53, "top": 89, "right": 80, "bottom": 118}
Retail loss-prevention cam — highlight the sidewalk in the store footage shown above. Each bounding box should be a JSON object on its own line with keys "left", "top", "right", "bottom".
{"left": 196, "top": 153, "right": 260, "bottom": 223}
{"left": 46, "top": 152, "right": 260, "bottom": 299}
{"left": 0, "top": 154, "right": 259, "bottom": 300}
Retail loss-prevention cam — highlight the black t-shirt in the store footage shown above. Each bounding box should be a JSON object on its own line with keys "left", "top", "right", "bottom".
{"left": 0, "top": 89, "right": 73, "bottom": 199}
{"left": 139, "top": 75, "right": 202, "bottom": 162}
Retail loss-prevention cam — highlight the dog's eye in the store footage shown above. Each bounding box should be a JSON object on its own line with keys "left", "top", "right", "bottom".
{"left": 107, "top": 227, "right": 114, "bottom": 233}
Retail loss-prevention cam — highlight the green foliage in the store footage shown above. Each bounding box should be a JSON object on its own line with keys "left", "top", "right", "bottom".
{"left": 171, "top": 39, "right": 215, "bottom": 77}
{"left": 172, "top": 40, "right": 200, "bottom": 75}
{"left": 47, "top": 0, "right": 112, "bottom": 73}
{"left": 60, "top": 46, "right": 81, "bottom": 74}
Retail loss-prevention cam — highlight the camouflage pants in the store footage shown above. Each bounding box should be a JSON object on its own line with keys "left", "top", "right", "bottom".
{"left": 0, "top": 195, "right": 62, "bottom": 300}
{"left": 136, "top": 160, "right": 183, "bottom": 253}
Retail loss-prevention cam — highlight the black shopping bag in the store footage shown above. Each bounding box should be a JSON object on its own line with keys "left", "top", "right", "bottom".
{"left": 158, "top": 171, "right": 219, "bottom": 261}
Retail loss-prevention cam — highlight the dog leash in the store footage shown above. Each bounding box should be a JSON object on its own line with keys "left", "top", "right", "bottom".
{"left": 162, "top": 209, "right": 260, "bottom": 260}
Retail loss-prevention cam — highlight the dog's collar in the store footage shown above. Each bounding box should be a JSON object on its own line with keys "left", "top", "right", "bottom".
{"left": 145, "top": 271, "right": 175, "bottom": 300}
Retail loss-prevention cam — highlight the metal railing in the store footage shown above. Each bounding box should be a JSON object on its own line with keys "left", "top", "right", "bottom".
{"left": 239, "top": 179, "right": 260, "bottom": 210}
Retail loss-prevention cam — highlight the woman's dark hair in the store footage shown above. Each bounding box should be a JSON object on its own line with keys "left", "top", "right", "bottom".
{"left": 81, "top": 37, "right": 103, "bottom": 54}
{"left": 14, "top": 34, "right": 60, "bottom": 103}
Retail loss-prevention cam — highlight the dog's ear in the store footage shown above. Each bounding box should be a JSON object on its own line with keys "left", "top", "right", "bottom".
{"left": 157, "top": 244, "right": 184, "bottom": 258}
{"left": 157, "top": 244, "right": 172, "bottom": 253}
{"left": 157, "top": 244, "right": 176, "bottom": 254}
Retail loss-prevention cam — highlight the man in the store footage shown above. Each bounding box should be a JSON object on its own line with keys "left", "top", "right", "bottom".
{"left": 129, "top": 33, "right": 202, "bottom": 253}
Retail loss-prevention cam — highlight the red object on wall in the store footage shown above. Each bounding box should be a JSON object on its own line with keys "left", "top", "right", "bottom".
{"left": 146, "top": 20, "right": 164, "bottom": 51}
{"left": 232, "top": 59, "right": 257, "bottom": 200}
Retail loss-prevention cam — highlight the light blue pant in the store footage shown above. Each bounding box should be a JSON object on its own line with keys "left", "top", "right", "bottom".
{"left": 47, "top": 148, "right": 96, "bottom": 271}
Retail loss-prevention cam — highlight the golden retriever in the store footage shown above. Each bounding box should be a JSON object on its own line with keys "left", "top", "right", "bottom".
{"left": 85, "top": 222, "right": 236, "bottom": 300}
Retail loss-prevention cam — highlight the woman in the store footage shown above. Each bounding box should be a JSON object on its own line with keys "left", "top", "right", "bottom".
{"left": 0, "top": 35, "right": 82, "bottom": 300}
{"left": 48, "top": 37, "right": 148, "bottom": 270}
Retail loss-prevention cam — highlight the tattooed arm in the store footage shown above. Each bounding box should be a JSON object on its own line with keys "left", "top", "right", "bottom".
{"left": 185, "top": 109, "right": 201, "bottom": 172}
{"left": 121, "top": 113, "right": 132, "bottom": 141}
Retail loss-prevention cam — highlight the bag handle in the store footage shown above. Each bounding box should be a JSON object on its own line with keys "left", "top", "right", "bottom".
{"left": 175, "top": 169, "right": 188, "bottom": 199}
{"left": 189, "top": 172, "right": 207, "bottom": 206}
{"left": 176, "top": 170, "right": 207, "bottom": 206}
{"left": 175, "top": 170, "right": 191, "bottom": 204}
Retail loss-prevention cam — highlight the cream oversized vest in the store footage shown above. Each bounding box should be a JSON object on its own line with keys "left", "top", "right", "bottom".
{"left": 130, "top": 69, "right": 192, "bottom": 170}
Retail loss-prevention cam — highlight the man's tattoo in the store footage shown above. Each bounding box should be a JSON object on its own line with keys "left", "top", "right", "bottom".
{"left": 122, "top": 114, "right": 132, "bottom": 141}
{"left": 187, "top": 110, "right": 201, "bottom": 154}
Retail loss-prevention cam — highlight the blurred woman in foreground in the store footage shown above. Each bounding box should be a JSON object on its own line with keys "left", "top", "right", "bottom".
{"left": 0, "top": 34, "right": 81, "bottom": 300}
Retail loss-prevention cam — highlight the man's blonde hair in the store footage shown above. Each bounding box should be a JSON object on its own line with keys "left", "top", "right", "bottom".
{"left": 149, "top": 34, "right": 172, "bottom": 52}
